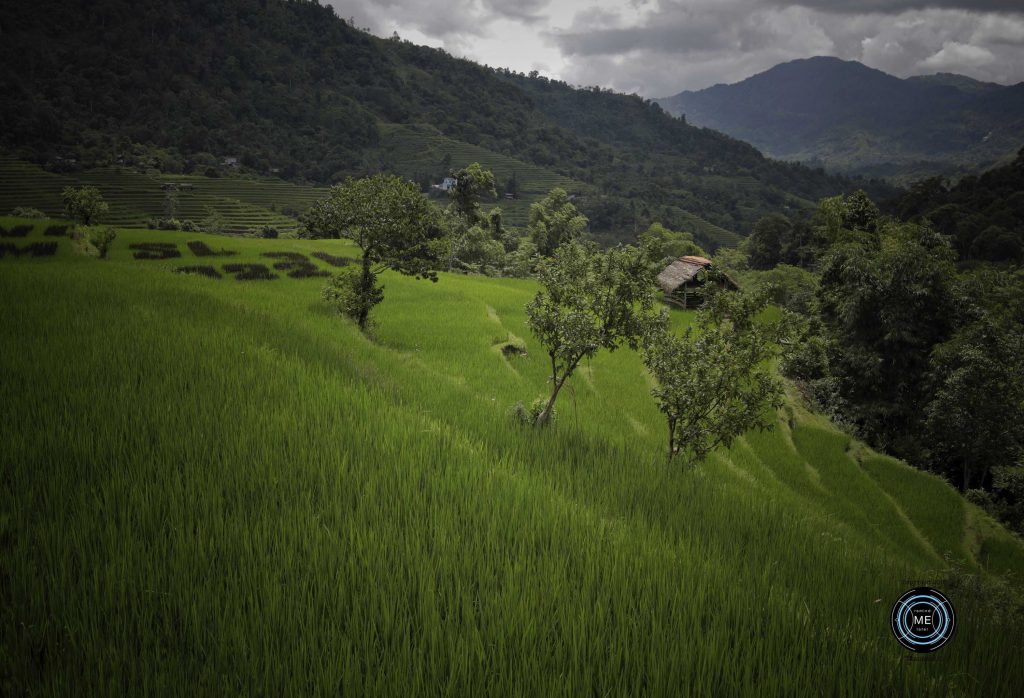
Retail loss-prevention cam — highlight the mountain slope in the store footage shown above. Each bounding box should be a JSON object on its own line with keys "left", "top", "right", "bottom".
{"left": 657, "top": 56, "right": 1024, "bottom": 180}
{"left": 0, "top": 0, "right": 891, "bottom": 244}
{"left": 2, "top": 220, "right": 1023, "bottom": 694}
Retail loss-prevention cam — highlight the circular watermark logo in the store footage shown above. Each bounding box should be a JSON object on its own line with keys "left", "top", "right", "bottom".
{"left": 890, "top": 587, "right": 956, "bottom": 653}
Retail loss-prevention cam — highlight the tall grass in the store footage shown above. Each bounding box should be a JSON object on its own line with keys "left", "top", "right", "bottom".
{"left": 1, "top": 222, "right": 1023, "bottom": 695}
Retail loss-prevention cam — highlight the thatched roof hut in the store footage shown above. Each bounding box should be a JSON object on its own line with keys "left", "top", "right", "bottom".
{"left": 657, "top": 255, "right": 738, "bottom": 308}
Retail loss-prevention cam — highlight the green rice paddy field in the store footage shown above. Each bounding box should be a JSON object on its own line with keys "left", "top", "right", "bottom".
{"left": 2, "top": 217, "right": 1023, "bottom": 695}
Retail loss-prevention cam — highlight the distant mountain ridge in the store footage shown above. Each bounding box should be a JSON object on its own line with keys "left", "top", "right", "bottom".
{"left": 657, "top": 56, "right": 1024, "bottom": 181}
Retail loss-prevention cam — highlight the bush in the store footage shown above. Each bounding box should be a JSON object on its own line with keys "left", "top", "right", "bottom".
{"left": 223, "top": 263, "right": 277, "bottom": 280}
{"left": 187, "top": 240, "right": 237, "bottom": 257}
{"left": 9, "top": 207, "right": 46, "bottom": 218}
{"left": 0, "top": 242, "right": 58, "bottom": 258}
{"left": 129, "top": 243, "right": 181, "bottom": 260}
{"left": 147, "top": 217, "right": 183, "bottom": 230}
{"left": 180, "top": 220, "right": 200, "bottom": 232}
{"left": 89, "top": 227, "right": 117, "bottom": 259}
{"left": 509, "top": 397, "right": 552, "bottom": 426}
{"left": 174, "top": 265, "right": 222, "bottom": 279}
{"left": 0, "top": 225, "right": 33, "bottom": 238}
{"left": 311, "top": 251, "right": 353, "bottom": 267}
{"left": 260, "top": 226, "right": 280, "bottom": 239}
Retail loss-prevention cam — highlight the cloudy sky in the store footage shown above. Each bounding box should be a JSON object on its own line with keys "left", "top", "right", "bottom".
{"left": 326, "top": 0, "right": 1024, "bottom": 96}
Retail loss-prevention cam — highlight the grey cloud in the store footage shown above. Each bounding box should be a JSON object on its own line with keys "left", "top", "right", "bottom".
{"left": 481, "top": 0, "right": 549, "bottom": 24}
{"left": 774, "top": 1, "right": 1024, "bottom": 13}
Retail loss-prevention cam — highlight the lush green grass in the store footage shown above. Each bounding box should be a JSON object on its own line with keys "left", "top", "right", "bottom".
{"left": 2, "top": 220, "right": 1023, "bottom": 695}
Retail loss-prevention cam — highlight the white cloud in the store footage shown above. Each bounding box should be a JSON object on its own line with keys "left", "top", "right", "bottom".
{"left": 920, "top": 40, "right": 997, "bottom": 69}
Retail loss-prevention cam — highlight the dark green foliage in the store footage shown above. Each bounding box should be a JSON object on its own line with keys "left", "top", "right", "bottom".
{"left": 174, "top": 265, "right": 222, "bottom": 279}
{"left": 746, "top": 214, "right": 792, "bottom": 270}
{"left": 260, "top": 226, "right": 280, "bottom": 239}
{"left": 265, "top": 253, "right": 331, "bottom": 279}
{"left": 0, "top": 242, "right": 58, "bottom": 257}
{"left": 311, "top": 251, "right": 353, "bottom": 267}
{"left": 43, "top": 225, "right": 68, "bottom": 237}
{"left": 448, "top": 163, "right": 496, "bottom": 225}
{"left": 924, "top": 315, "right": 1024, "bottom": 490}
{"left": 322, "top": 266, "right": 383, "bottom": 324}
{"left": 817, "top": 222, "right": 957, "bottom": 460}
{"left": 223, "top": 263, "right": 276, "bottom": 281}
{"left": 129, "top": 243, "right": 181, "bottom": 260}
{"left": 187, "top": 241, "right": 238, "bottom": 257}
{"left": 889, "top": 148, "right": 1024, "bottom": 263}
{"left": 0, "top": 225, "right": 32, "bottom": 238}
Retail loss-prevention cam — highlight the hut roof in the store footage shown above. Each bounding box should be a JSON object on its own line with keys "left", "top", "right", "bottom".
{"left": 657, "top": 256, "right": 712, "bottom": 293}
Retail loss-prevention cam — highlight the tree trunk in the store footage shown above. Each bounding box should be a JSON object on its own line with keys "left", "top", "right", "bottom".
{"left": 357, "top": 253, "right": 373, "bottom": 331}
{"left": 666, "top": 417, "right": 677, "bottom": 464}
{"left": 535, "top": 378, "right": 564, "bottom": 428}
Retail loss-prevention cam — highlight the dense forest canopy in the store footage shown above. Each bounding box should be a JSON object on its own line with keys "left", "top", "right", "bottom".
{"left": 0, "top": 0, "right": 894, "bottom": 244}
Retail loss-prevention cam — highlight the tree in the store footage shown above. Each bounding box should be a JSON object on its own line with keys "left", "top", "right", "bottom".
{"left": 528, "top": 188, "right": 588, "bottom": 256}
{"left": 305, "top": 174, "right": 443, "bottom": 330}
{"left": 642, "top": 290, "right": 787, "bottom": 465}
{"left": 816, "top": 222, "right": 956, "bottom": 459}
{"left": 746, "top": 213, "right": 791, "bottom": 270}
{"left": 639, "top": 222, "right": 707, "bottom": 267}
{"left": 62, "top": 186, "right": 109, "bottom": 225}
{"left": 924, "top": 316, "right": 1024, "bottom": 490}
{"left": 525, "top": 241, "right": 660, "bottom": 426}
{"left": 89, "top": 227, "right": 117, "bottom": 259}
{"left": 448, "top": 163, "right": 496, "bottom": 224}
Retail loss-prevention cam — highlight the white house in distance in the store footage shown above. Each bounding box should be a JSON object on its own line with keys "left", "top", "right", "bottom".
{"left": 432, "top": 176, "right": 457, "bottom": 192}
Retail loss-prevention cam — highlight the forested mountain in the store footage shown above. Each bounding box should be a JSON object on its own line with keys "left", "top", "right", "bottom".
{"left": 657, "top": 57, "right": 1024, "bottom": 182}
{"left": 0, "top": 0, "right": 889, "bottom": 244}
{"left": 889, "top": 146, "right": 1024, "bottom": 263}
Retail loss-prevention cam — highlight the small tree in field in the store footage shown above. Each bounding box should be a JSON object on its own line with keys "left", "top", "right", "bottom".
{"left": 305, "top": 174, "right": 443, "bottom": 330}
{"left": 62, "top": 186, "right": 109, "bottom": 226}
{"left": 89, "top": 227, "right": 117, "bottom": 259}
{"left": 643, "top": 290, "right": 788, "bottom": 465}
{"left": 525, "top": 241, "right": 660, "bottom": 426}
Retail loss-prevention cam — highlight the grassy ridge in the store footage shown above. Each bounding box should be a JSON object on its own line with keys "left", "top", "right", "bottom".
{"left": 2, "top": 219, "right": 1023, "bottom": 695}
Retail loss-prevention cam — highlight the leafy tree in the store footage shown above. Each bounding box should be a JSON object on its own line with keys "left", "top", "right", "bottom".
{"left": 525, "top": 241, "right": 659, "bottom": 426}
{"left": 924, "top": 316, "right": 1024, "bottom": 490}
{"left": 528, "top": 188, "right": 588, "bottom": 256}
{"left": 89, "top": 227, "right": 117, "bottom": 259}
{"left": 62, "top": 186, "right": 109, "bottom": 225}
{"left": 643, "top": 290, "right": 787, "bottom": 465}
{"left": 639, "top": 222, "right": 707, "bottom": 267}
{"left": 448, "top": 163, "right": 496, "bottom": 224}
{"left": 817, "top": 221, "right": 956, "bottom": 459}
{"left": 746, "top": 213, "right": 791, "bottom": 270}
{"left": 305, "top": 174, "right": 443, "bottom": 330}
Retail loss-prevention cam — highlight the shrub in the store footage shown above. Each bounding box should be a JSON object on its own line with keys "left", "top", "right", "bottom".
{"left": 311, "top": 251, "right": 353, "bottom": 267}
{"left": 44, "top": 225, "right": 68, "bottom": 237}
{"left": 89, "top": 227, "right": 117, "bottom": 259}
{"left": 1, "top": 225, "right": 33, "bottom": 238}
{"left": 509, "top": 397, "right": 552, "bottom": 426}
{"left": 129, "top": 243, "right": 181, "bottom": 260}
{"left": 0, "top": 242, "right": 58, "bottom": 258}
{"left": 180, "top": 220, "right": 200, "bottom": 232}
{"left": 147, "top": 218, "right": 183, "bottom": 231}
{"left": 9, "top": 207, "right": 46, "bottom": 218}
{"left": 174, "top": 265, "right": 222, "bottom": 279}
{"left": 260, "top": 226, "right": 280, "bottom": 239}
{"left": 187, "top": 241, "right": 237, "bottom": 257}
{"left": 223, "top": 263, "right": 277, "bottom": 280}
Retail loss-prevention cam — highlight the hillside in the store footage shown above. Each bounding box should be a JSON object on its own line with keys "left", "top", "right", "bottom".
{"left": 888, "top": 146, "right": 1024, "bottom": 262}
{"left": 0, "top": 0, "right": 891, "bottom": 244}
{"left": 657, "top": 56, "right": 1024, "bottom": 182}
{"left": 2, "top": 218, "right": 1024, "bottom": 694}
